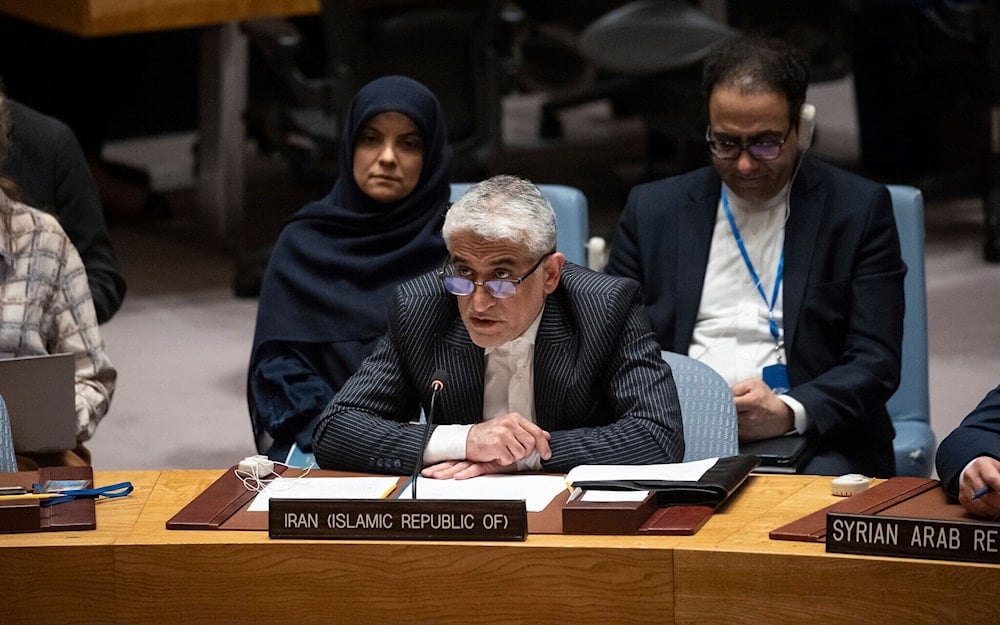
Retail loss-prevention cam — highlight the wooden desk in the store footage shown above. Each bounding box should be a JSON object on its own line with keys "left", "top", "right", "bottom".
{"left": 117, "top": 469, "right": 676, "bottom": 625}
{"left": 0, "top": 470, "right": 160, "bottom": 625}
{"left": 0, "top": 0, "right": 320, "bottom": 241}
{"left": 672, "top": 475, "right": 1000, "bottom": 624}
{"left": 2, "top": 471, "right": 998, "bottom": 625}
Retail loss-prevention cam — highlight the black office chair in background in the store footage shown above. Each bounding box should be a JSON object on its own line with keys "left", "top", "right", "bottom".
{"left": 243, "top": 0, "right": 504, "bottom": 185}
{"left": 535, "top": 1, "right": 737, "bottom": 177}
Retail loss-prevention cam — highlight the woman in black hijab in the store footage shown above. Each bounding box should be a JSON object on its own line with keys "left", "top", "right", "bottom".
{"left": 248, "top": 76, "right": 452, "bottom": 461}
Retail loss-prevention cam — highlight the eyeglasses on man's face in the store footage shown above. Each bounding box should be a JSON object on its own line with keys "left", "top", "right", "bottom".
{"left": 705, "top": 126, "right": 792, "bottom": 161}
{"left": 438, "top": 252, "right": 554, "bottom": 299}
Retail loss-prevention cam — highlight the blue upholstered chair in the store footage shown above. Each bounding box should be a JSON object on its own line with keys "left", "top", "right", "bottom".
{"left": 0, "top": 395, "right": 17, "bottom": 472}
{"left": 449, "top": 183, "right": 606, "bottom": 269}
{"left": 886, "top": 184, "right": 935, "bottom": 477}
{"left": 285, "top": 444, "right": 315, "bottom": 469}
{"left": 660, "top": 351, "right": 739, "bottom": 461}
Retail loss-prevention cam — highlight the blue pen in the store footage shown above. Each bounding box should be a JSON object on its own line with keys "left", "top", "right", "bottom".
{"left": 972, "top": 485, "right": 991, "bottom": 500}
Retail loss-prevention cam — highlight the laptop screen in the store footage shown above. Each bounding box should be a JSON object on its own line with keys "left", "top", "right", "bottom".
{"left": 0, "top": 353, "right": 77, "bottom": 453}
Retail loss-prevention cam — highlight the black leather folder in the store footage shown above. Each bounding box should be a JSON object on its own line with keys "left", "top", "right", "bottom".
{"left": 568, "top": 454, "right": 760, "bottom": 509}
{"left": 740, "top": 434, "right": 818, "bottom": 474}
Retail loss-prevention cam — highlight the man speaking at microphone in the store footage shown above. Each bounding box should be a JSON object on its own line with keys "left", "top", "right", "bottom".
{"left": 313, "top": 175, "right": 685, "bottom": 478}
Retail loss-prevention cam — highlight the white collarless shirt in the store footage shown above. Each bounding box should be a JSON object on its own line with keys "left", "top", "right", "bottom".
{"left": 424, "top": 310, "right": 544, "bottom": 469}
{"left": 688, "top": 183, "right": 808, "bottom": 433}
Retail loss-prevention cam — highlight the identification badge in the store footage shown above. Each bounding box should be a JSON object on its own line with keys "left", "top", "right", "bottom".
{"left": 762, "top": 363, "right": 790, "bottom": 394}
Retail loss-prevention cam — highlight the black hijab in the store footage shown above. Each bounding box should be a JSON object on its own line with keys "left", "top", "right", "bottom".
{"left": 251, "top": 76, "right": 452, "bottom": 354}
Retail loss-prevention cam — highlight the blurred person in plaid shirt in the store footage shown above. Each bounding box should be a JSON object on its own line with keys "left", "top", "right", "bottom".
{"left": 0, "top": 84, "right": 116, "bottom": 468}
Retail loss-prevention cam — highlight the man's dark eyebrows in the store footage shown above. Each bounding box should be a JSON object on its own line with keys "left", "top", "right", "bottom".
{"left": 713, "top": 129, "right": 785, "bottom": 142}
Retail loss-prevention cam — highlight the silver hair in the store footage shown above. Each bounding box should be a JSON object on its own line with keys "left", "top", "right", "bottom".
{"left": 443, "top": 175, "right": 556, "bottom": 257}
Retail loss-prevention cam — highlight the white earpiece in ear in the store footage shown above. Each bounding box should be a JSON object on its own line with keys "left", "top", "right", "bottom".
{"left": 798, "top": 103, "right": 816, "bottom": 152}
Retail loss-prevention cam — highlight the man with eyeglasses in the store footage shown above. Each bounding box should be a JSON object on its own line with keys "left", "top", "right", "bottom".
{"left": 313, "top": 174, "right": 685, "bottom": 477}
{"left": 606, "top": 35, "right": 906, "bottom": 478}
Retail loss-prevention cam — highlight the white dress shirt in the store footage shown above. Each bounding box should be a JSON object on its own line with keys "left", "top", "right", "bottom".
{"left": 688, "top": 183, "right": 808, "bottom": 434}
{"left": 424, "top": 311, "right": 544, "bottom": 468}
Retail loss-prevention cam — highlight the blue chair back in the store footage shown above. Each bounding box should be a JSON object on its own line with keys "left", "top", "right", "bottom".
{"left": 449, "top": 183, "right": 590, "bottom": 267}
{"left": 660, "top": 351, "right": 738, "bottom": 461}
{"left": 885, "top": 184, "right": 935, "bottom": 477}
{"left": 0, "top": 395, "right": 17, "bottom": 472}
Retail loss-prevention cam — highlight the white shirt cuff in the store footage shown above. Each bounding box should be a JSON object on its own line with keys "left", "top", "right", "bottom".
{"left": 423, "top": 423, "right": 475, "bottom": 464}
{"left": 959, "top": 459, "right": 978, "bottom": 486}
{"left": 778, "top": 394, "right": 809, "bottom": 435}
{"left": 515, "top": 450, "right": 542, "bottom": 472}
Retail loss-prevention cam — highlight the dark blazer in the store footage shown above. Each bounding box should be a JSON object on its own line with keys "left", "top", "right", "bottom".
{"left": 936, "top": 386, "right": 1000, "bottom": 497}
{"left": 4, "top": 99, "right": 126, "bottom": 323}
{"left": 606, "top": 155, "right": 905, "bottom": 477}
{"left": 312, "top": 264, "right": 686, "bottom": 475}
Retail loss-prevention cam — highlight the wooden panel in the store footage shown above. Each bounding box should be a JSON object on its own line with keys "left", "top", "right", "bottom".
{"left": 8, "top": 469, "right": 997, "bottom": 625}
{"left": 0, "top": 0, "right": 91, "bottom": 36}
{"left": 116, "top": 542, "right": 674, "bottom": 625}
{"left": 674, "top": 549, "right": 1000, "bottom": 624}
{"left": 3, "top": 545, "right": 115, "bottom": 625}
{"left": 673, "top": 474, "right": 1000, "bottom": 624}
{"left": 0, "top": 0, "right": 319, "bottom": 37}
{"left": 117, "top": 469, "right": 677, "bottom": 624}
{"left": 0, "top": 471, "right": 158, "bottom": 625}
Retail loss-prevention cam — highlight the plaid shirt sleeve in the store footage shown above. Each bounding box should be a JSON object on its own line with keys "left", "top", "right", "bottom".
{"left": 1, "top": 198, "right": 116, "bottom": 440}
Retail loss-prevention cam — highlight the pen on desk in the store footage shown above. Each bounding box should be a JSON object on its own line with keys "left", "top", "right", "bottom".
{"left": 378, "top": 482, "right": 396, "bottom": 499}
{"left": 0, "top": 492, "right": 65, "bottom": 501}
{"left": 972, "top": 485, "right": 991, "bottom": 500}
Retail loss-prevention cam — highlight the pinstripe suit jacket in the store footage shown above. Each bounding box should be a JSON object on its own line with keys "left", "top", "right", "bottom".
{"left": 312, "top": 263, "right": 685, "bottom": 474}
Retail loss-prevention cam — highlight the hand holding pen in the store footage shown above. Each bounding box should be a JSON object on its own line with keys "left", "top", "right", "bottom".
{"left": 959, "top": 456, "right": 1000, "bottom": 519}
{"left": 972, "top": 485, "right": 992, "bottom": 501}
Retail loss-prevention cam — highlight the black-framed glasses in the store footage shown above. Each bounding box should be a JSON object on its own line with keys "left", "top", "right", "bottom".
{"left": 438, "top": 252, "right": 554, "bottom": 299}
{"left": 705, "top": 126, "right": 792, "bottom": 161}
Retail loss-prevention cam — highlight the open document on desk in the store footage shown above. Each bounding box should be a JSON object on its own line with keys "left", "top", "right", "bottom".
{"left": 566, "top": 457, "right": 717, "bottom": 486}
{"left": 399, "top": 475, "right": 567, "bottom": 512}
{"left": 247, "top": 477, "right": 399, "bottom": 512}
{"left": 248, "top": 474, "right": 567, "bottom": 513}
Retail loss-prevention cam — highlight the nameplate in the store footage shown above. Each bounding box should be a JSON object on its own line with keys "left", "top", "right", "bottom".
{"left": 827, "top": 512, "right": 1000, "bottom": 564}
{"left": 268, "top": 498, "right": 527, "bottom": 541}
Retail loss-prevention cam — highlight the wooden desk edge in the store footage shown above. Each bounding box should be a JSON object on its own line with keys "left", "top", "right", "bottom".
{"left": 0, "top": 0, "right": 320, "bottom": 37}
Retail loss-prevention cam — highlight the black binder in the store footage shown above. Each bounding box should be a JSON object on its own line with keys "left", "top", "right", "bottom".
{"left": 568, "top": 454, "right": 760, "bottom": 509}
{"left": 740, "top": 434, "right": 818, "bottom": 474}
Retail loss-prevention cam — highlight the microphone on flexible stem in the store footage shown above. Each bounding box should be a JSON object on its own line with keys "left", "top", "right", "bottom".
{"left": 411, "top": 369, "right": 449, "bottom": 499}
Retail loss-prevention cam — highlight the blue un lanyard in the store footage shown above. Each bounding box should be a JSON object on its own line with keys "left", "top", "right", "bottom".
{"left": 32, "top": 480, "right": 134, "bottom": 506}
{"left": 721, "top": 188, "right": 784, "bottom": 351}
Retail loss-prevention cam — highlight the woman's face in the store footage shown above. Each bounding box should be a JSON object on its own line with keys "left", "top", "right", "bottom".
{"left": 352, "top": 112, "right": 424, "bottom": 203}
